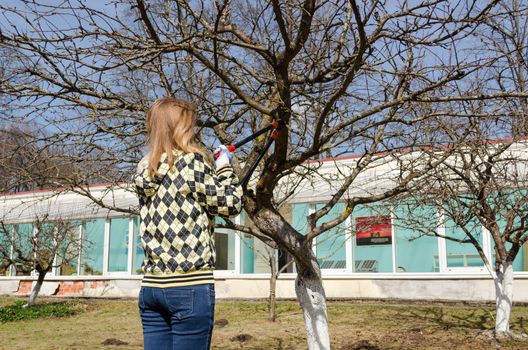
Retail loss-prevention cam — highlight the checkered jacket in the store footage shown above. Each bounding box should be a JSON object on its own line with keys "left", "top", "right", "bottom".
{"left": 134, "top": 151, "right": 242, "bottom": 280}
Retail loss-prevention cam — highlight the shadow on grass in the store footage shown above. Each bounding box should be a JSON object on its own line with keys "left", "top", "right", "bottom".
{"left": 405, "top": 307, "right": 528, "bottom": 335}
{"left": 393, "top": 306, "right": 494, "bottom": 332}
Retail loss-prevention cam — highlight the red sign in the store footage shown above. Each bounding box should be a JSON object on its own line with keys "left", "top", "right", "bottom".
{"left": 355, "top": 216, "right": 392, "bottom": 246}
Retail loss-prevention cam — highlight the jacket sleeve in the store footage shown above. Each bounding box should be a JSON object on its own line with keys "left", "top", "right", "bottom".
{"left": 134, "top": 154, "right": 171, "bottom": 197}
{"left": 185, "top": 153, "right": 243, "bottom": 218}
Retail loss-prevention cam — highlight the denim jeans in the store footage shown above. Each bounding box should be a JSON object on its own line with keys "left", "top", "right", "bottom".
{"left": 138, "top": 284, "right": 215, "bottom": 350}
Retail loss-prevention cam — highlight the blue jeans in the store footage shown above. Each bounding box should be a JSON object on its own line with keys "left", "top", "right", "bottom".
{"left": 138, "top": 284, "right": 215, "bottom": 350}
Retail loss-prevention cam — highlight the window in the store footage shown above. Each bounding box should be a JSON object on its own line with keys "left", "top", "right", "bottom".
{"left": 82, "top": 219, "right": 104, "bottom": 275}
{"left": 240, "top": 212, "right": 255, "bottom": 274}
{"left": 13, "top": 224, "right": 34, "bottom": 276}
{"left": 444, "top": 217, "right": 484, "bottom": 269}
{"left": 0, "top": 224, "right": 14, "bottom": 276}
{"left": 214, "top": 228, "right": 236, "bottom": 271}
{"left": 108, "top": 218, "right": 129, "bottom": 273}
{"left": 132, "top": 216, "right": 144, "bottom": 274}
{"left": 315, "top": 203, "right": 347, "bottom": 270}
{"left": 352, "top": 206, "right": 393, "bottom": 273}
{"left": 56, "top": 222, "right": 81, "bottom": 276}
{"left": 394, "top": 205, "right": 438, "bottom": 272}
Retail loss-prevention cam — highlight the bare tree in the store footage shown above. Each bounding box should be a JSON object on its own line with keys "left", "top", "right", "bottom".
{"left": 388, "top": 129, "right": 528, "bottom": 338}
{"left": 2, "top": 1, "right": 526, "bottom": 348}
{"left": 0, "top": 215, "right": 81, "bottom": 307}
{"left": 383, "top": 0, "right": 528, "bottom": 325}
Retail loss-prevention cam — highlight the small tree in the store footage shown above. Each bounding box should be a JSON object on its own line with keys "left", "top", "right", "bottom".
{"left": 389, "top": 0, "right": 528, "bottom": 337}
{"left": 0, "top": 215, "right": 81, "bottom": 307}
{"left": 389, "top": 134, "right": 528, "bottom": 338}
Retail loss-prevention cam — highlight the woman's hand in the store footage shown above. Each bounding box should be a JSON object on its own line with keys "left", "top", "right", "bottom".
{"left": 213, "top": 145, "right": 233, "bottom": 168}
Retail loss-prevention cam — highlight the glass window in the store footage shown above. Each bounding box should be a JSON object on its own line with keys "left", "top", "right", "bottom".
{"left": 132, "top": 216, "right": 144, "bottom": 274}
{"left": 57, "top": 222, "right": 81, "bottom": 276}
{"left": 14, "top": 224, "right": 34, "bottom": 276}
{"left": 233, "top": 212, "right": 254, "bottom": 274}
{"left": 489, "top": 217, "right": 525, "bottom": 272}
{"left": 214, "top": 228, "right": 236, "bottom": 271}
{"left": 394, "top": 205, "right": 438, "bottom": 272}
{"left": 352, "top": 206, "right": 393, "bottom": 273}
{"left": 444, "top": 217, "right": 484, "bottom": 268}
{"left": 292, "top": 204, "right": 310, "bottom": 234}
{"left": 108, "top": 218, "right": 129, "bottom": 272}
{"left": 520, "top": 243, "right": 527, "bottom": 272}
{"left": 241, "top": 235, "right": 255, "bottom": 273}
{"left": 0, "top": 224, "right": 14, "bottom": 276}
{"left": 315, "top": 203, "right": 347, "bottom": 269}
{"left": 82, "top": 219, "right": 104, "bottom": 275}
{"left": 214, "top": 217, "right": 236, "bottom": 271}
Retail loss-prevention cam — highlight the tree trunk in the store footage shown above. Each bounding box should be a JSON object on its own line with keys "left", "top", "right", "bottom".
{"left": 295, "top": 255, "right": 331, "bottom": 350}
{"left": 269, "top": 252, "right": 278, "bottom": 322}
{"left": 494, "top": 261, "right": 514, "bottom": 336}
{"left": 25, "top": 270, "right": 47, "bottom": 307}
{"left": 269, "top": 271, "right": 278, "bottom": 322}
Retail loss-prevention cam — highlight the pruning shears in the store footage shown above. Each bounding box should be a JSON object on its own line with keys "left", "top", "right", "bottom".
{"left": 214, "top": 120, "right": 280, "bottom": 187}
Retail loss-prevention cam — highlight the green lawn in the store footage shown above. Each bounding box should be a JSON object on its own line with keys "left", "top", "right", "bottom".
{"left": 1, "top": 296, "right": 528, "bottom": 349}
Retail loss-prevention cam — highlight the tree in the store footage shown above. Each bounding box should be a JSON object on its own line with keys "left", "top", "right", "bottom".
{"left": 383, "top": 0, "right": 528, "bottom": 331}
{"left": 387, "top": 130, "right": 528, "bottom": 338}
{"left": 2, "top": 1, "right": 525, "bottom": 348}
{"left": 0, "top": 215, "right": 81, "bottom": 306}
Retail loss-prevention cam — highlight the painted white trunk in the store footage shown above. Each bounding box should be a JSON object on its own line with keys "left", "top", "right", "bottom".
{"left": 26, "top": 271, "right": 46, "bottom": 307}
{"left": 295, "top": 275, "right": 331, "bottom": 350}
{"left": 494, "top": 261, "right": 514, "bottom": 335}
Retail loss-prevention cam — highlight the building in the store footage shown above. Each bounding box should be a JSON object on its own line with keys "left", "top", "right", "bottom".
{"left": 2, "top": 147, "right": 528, "bottom": 301}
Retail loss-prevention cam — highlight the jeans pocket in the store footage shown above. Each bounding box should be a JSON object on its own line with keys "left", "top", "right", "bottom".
{"left": 165, "top": 289, "right": 194, "bottom": 319}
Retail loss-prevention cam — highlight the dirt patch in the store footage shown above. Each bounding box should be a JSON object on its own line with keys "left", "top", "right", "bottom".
{"left": 230, "top": 334, "right": 254, "bottom": 342}
{"left": 215, "top": 318, "right": 229, "bottom": 327}
{"left": 101, "top": 338, "right": 129, "bottom": 346}
{"left": 341, "top": 340, "right": 380, "bottom": 350}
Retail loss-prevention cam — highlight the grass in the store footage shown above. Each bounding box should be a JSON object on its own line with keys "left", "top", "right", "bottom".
{"left": 0, "top": 296, "right": 528, "bottom": 349}
{"left": 0, "top": 300, "right": 81, "bottom": 323}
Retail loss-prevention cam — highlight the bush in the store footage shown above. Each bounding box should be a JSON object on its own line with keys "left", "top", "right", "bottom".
{"left": 0, "top": 301, "right": 80, "bottom": 323}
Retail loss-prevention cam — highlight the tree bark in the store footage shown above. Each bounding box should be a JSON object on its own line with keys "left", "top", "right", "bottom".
{"left": 295, "top": 253, "right": 330, "bottom": 350}
{"left": 25, "top": 269, "right": 47, "bottom": 307}
{"left": 494, "top": 261, "right": 514, "bottom": 336}
{"left": 268, "top": 254, "right": 279, "bottom": 322}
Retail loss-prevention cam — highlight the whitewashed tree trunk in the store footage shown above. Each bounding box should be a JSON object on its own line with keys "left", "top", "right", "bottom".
{"left": 494, "top": 261, "right": 514, "bottom": 336}
{"left": 295, "top": 262, "right": 331, "bottom": 350}
{"left": 25, "top": 270, "right": 46, "bottom": 307}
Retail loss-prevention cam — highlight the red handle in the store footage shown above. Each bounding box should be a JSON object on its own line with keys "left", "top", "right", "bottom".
{"left": 214, "top": 145, "right": 236, "bottom": 159}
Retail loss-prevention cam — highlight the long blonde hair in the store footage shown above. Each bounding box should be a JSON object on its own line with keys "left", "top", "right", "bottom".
{"left": 146, "top": 97, "right": 205, "bottom": 179}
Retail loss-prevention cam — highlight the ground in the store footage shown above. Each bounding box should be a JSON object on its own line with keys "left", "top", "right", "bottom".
{"left": 1, "top": 296, "right": 528, "bottom": 349}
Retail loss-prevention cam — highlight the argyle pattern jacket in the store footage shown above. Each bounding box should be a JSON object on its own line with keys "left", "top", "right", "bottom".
{"left": 134, "top": 150, "right": 242, "bottom": 287}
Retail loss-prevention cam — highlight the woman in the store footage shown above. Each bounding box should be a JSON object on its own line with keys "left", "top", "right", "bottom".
{"left": 134, "top": 97, "right": 242, "bottom": 350}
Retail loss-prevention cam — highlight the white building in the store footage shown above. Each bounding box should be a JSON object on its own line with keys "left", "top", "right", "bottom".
{"left": 2, "top": 147, "right": 528, "bottom": 301}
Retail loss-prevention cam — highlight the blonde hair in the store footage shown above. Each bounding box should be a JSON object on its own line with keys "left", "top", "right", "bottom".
{"left": 146, "top": 97, "right": 205, "bottom": 179}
